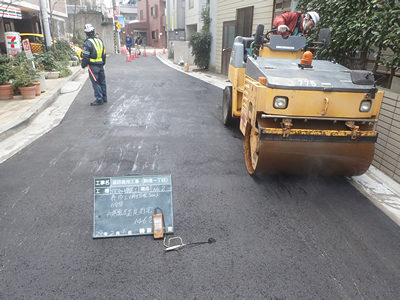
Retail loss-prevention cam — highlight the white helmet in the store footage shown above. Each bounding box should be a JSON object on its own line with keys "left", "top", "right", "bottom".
{"left": 307, "top": 11, "right": 320, "bottom": 25}
{"left": 84, "top": 24, "right": 95, "bottom": 33}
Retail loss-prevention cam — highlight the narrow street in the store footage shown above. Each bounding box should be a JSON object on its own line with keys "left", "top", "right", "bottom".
{"left": 0, "top": 54, "right": 399, "bottom": 299}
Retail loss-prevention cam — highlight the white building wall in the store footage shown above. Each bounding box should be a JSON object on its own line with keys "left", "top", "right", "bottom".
{"left": 168, "top": 0, "right": 185, "bottom": 30}
{"left": 185, "top": 0, "right": 206, "bottom": 33}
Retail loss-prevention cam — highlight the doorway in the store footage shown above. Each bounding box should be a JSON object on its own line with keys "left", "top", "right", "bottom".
{"left": 221, "top": 21, "right": 235, "bottom": 75}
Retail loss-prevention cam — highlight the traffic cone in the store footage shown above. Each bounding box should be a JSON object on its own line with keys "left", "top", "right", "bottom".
{"left": 153, "top": 48, "right": 156, "bottom": 56}
{"left": 135, "top": 48, "right": 139, "bottom": 58}
{"left": 130, "top": 52, "right": 135, "bottom": 60}
{"left": 143, "top": 46, "right": 147, "bottom": 57}
{"left": 162, "top": 47, "right": 166, "bottom": 54}
{"left": 126, "top": 52, "right": 131, "bottom": 62}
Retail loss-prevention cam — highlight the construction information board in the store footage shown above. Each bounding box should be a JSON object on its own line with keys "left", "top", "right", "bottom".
{"left": 93, "top": 174, "right": 173, "bottom": 238}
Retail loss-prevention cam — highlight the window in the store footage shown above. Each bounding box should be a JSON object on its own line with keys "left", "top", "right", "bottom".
{"left": 275, "top": 0, "right": 292, "bottom": 10}
{"left": 151, "top": 5, "right": 158, "bottom": 17}
{"left": 140, "top": 9, "right": 144, "bottom": 20}
{"left": 189, "top": 0, "right": 194, "bottom": 9}
{"left": 274, "top": 0, "right": 293, "bottom": 19}
{"left": 151, "top": 30, "right": 158, "bottom": 39}
{"left": 236, "top": 6, "right": 253, "bottom": 38}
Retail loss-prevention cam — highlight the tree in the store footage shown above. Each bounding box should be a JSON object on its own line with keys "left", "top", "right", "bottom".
{"left": 370, "top": 1, "right": 400, "bottom": 87}
{"left": 297, "top": 0, "right": 399, "bottom": 84}
{"left": 188, "top": 0, "right": 212, "bottom": 70}
{"left": 49, "top": 0, "right": 59, "bottom": 51}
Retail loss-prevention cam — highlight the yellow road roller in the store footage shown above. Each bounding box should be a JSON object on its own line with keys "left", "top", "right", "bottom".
{"left": 222, "top": 25, "right": 383, "bottom": 176}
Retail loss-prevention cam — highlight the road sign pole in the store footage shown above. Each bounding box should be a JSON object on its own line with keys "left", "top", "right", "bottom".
{"left": 112, "top": 0, "right": 120, "bottom": 53}
{"left": 116, "top": 25, "right": 121, "bottom": 53}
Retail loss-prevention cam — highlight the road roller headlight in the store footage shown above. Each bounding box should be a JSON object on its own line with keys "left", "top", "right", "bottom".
{"left": 360, "top": 100, "right": 372, "bottom": 112}
{"left": 274, "top": 96, "right": 288, "bottom": 109}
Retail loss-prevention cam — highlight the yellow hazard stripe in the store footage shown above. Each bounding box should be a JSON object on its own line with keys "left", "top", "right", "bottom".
{"left": 262, "top": 128, "right": 378, "bottom": 137}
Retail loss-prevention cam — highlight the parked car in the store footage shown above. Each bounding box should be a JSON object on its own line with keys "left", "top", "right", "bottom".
{"left": 19, "top": 33, "right": 82, "bottom": 58}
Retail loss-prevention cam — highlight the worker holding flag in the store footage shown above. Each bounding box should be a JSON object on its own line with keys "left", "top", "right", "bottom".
{"left": 81, "top": 24, "right": 107, "bottom": 106}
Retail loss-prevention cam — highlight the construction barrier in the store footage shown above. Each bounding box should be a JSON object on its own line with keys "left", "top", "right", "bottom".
{"left": 121, "top": 45, "right": 127, "bottom": 54}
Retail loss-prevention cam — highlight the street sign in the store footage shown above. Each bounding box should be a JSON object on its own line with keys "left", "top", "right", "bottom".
{"left": 114, "top": 16, "right": 118, "bottom": 21}
{"left": 116, "top": 22, "right": 121, "bottom": 29}
{"left": 118, "top": 16, "right": 125, "bottom": 28}
{"left": 22, "top": 39, "right": 34, "bottom": 60}
{"left": 22, "top": 39, "right": 31, "bottom": 51}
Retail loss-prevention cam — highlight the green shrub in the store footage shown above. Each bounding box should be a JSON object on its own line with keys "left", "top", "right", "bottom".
{"left": 0, "top": 54, "right": 13, "bottom": 85}
{"left": 11, "top": 52, "right": 29, "bottom": 66}
{"left": 33, "top": 51, "right": 72, "bottom": 77}
{"left": 188, "top": 0, "right": 212, "bottom": 69}
{"left": 54, "top": 39, "right": 79, "bottom": 61}
{"left": 34, "top": 51, "right": 59, "bottom": 71}
{"left": 72, "top": 36, "right": 84, "bottom": 46}
{"left": 189, "top": 31, "right": 212, "bottom": 69}
{"left": 12, "top": 60, "right": 36, "bottom": 89}
{"left": 58, "top": 65, "right": 72, "bottom": 77}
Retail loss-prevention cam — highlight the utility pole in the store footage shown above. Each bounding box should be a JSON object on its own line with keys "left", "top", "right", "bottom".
{"left": 112, "top": 0, "right": 121, "bottom": 53}
{"left": 166, "top": 0, "right": 171, "bottom": 58}
{"left": 39, "top": 0, "right": 53, "bottom": 50}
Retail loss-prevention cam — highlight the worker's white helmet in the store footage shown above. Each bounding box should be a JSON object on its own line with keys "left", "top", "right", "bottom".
{"left": 307, "top": 11, "right": 320, "bottom": 25}
{"left": 84, "top": 24, "right": 95, "bottom": 33}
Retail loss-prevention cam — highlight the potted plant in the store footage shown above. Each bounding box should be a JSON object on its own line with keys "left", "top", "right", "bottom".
{"left": 0, "top": 54, "right": 14, "bottom": 100}
{"left": 35, "top": 52, "right": 61, "bottom": 79}
{"left": 34, "top": 49, "right": 73, "bottom": 79}
{"left": 12, "top": 61, "right": 37, "bottom": 99}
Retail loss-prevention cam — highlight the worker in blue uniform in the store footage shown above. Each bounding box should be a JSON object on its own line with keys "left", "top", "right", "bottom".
{"left": 81, "top": 24, "right": 107, "bottom": 106}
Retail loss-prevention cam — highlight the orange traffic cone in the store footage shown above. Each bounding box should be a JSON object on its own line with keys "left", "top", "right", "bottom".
{"left": 130, "top": 52, "right": 135, "bottom": 60}
{"left": 162, "top": 47, "right": 166, "bottom": 54}
{"left": 143, "top": 46, "right": 147, "bottom": 57}
{"left": 135, "top": 48, "right": 139, "bottom": 58}
{"left": 126, "top": 52, "right": 131, "bottom": 62}
{"left": 153, "top": 48, "right": 156, "bottom": 56}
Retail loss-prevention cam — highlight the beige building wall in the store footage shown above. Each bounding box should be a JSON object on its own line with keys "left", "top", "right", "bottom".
{"left": 215, "top": 0, "right": 274, "bottom": 73}
{"left": 373, "top": 90, "right": 400, "bottom": 183}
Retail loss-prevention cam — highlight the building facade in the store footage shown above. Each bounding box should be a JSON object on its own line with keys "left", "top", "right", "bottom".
{"left": 215, "top": 0, "right": 276, "bottom": 74}
{"left": 120, "top": 0, "right": 138, "bottom": 23}
{"left": 167, "top": 0, "right": 289, "bottom": 73}
{"left": 125, "top": 0, "right": 166, "bottom": 49}
{"left": 1, "top": 0, "right": 68, "bottom": 54}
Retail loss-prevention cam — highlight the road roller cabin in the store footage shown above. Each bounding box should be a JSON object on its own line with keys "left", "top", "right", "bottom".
{"left": 222, "top": 25, "right": 384, "bottom": 176}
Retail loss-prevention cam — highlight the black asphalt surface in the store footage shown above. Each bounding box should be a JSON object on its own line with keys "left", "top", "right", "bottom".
{"left": 1, "top": 54, "right": 399, "bottom": 299}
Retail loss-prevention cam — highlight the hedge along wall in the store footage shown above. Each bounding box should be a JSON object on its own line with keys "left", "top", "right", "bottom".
{"left": 373, "top": 89, "right": 400, "bottom": 183}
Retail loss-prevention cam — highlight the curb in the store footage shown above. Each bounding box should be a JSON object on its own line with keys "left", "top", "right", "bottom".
{"left": 0, "top": 68, "right": 82, "bottom": 143}
{"left": 156, "top": 52, "right": 229, "bottom": 90}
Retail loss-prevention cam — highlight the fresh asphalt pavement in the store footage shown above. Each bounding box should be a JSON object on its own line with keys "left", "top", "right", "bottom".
{"left": 0, "top": 53, "right": 399, "bottom": 299}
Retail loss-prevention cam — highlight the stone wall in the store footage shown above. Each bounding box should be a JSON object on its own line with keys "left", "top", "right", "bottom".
{"left": 171, "top": 41, "right": 195, "bottom": 65}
